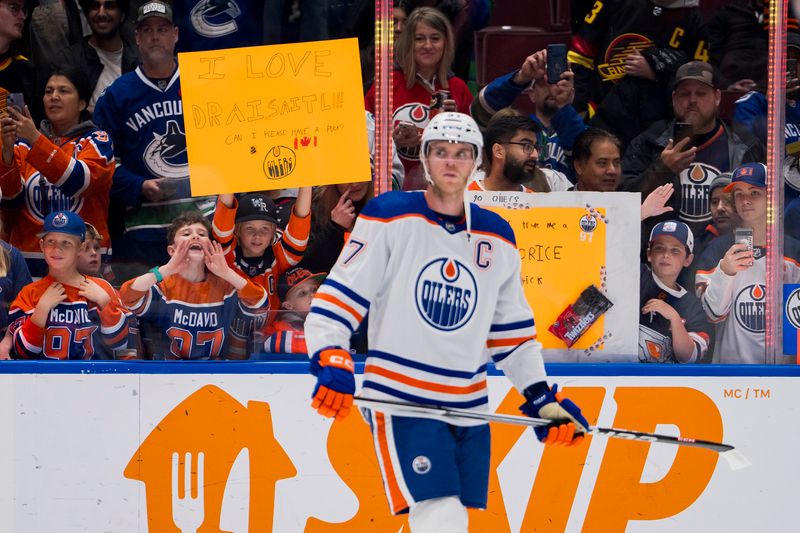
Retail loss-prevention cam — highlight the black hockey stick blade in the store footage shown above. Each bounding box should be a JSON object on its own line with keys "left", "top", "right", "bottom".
{"left": 354, "top": 396, "right": 750, "bottom": 470}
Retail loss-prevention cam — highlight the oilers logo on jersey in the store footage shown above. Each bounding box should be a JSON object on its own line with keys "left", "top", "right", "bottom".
{"left": 392, "top": 103, "right": 430, "bottom": 161}
{"left": 190, "top": 0, "right": 242, "bottom": 38}
{"left": 734, "top": 284, "right": 766, "bottom": 333}
{"left": 25, "top": 174, "right": 84, "bottom": 221}
{"left": 415, "top": 258, "right": 478, "bottom": 331}
{"left": 679, "top": 162, "right": 719, "bottom": 222}
{"left": 143, "top": 120, "right": 188, "bottom": 179}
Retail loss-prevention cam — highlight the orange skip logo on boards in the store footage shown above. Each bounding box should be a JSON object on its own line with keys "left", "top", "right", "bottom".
{"left": 124, "top": 385, "right": 296, "bottom": 532}
{"left": 125, "top": 384, "right": 722, "bottom": 532}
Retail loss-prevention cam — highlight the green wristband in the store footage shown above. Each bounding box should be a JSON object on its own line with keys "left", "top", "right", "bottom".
{"left": 149, "top": 266, "right": 164, "bottom": 283}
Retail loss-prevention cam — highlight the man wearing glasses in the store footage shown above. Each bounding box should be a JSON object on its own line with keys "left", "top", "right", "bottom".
{"left": 0, "top": 0, "right": 41, "bottom": 122}
{"left": 469, "top": 113, "right": 540, "bottom": 193}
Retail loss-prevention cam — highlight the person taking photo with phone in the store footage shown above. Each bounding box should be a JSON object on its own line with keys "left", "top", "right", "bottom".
{"left": 620, "top": 61, "right": 763, "bottom": 249}
{"left": 695, "top": 163, "right": 800, "bottom": 363}
{"left": 0, "top": 66, "right": 115, "bottom": 278}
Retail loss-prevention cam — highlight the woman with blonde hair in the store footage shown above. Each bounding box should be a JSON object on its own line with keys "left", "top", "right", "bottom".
{"left": 365, "top": 7, "right": 472, "bottom": 190}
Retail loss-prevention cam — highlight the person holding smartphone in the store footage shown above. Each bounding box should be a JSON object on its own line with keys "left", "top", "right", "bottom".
{"left": 695, "top": 163, "right": 800, "bottom": 363}
{"left": 621, "top": 60, "right": 764, "bottom": 255}
{"left": 470, "top": 46, "right": 585, "bottom": 181}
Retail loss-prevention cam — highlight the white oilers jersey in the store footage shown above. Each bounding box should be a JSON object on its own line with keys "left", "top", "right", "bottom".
{"left": 305, "top": 191, "right": 547, "bottom": 425}
{"left": 695, "top": 234, "right": 800, "bottom": 363}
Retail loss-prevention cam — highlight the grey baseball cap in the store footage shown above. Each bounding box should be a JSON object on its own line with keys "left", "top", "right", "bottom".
{"left": 674, "top": 61, "right": 715, "bottom": 89}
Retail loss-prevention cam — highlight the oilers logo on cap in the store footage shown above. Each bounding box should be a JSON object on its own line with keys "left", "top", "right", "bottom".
{"left": 52, "top": 212, "right": 69, "bottom": 228}
{"left": 415, "top": 258, "right": 477, "bottom": 331}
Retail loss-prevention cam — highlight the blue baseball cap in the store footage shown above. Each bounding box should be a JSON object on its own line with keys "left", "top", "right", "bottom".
{"left": 41, "top": 211, "right": 86, "bottom": 241}
{"left": 724, "top": 162, "right": 767, "bottom": 192}
{"left": 649, "top": 220, "right": 694, "bottom": 254}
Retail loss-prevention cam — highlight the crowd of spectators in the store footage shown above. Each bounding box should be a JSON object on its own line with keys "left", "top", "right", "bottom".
{"left": 0, "top": 0, "right": 793, "bottom": 363}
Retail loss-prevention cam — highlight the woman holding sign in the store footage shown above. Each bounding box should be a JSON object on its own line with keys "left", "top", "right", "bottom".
{"left": 365, "top": 7, "right": 472, "bottom": 191}
{"left": 0, "top": 66, "right": 114, "bottom": 278}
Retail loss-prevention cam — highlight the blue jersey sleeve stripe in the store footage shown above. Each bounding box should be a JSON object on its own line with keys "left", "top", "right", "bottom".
{"left": 362, "top": 380, "right": 489, "bottom": 409}
{"left": 309, "top": 307, "right": 355, "bottom": 333}
{"left": 490, "top": 319, "right": 535, "bottom": 332}
{"left": 324, "top": 278, "right": 370, "bottom": 309}
{"left": 368, "top": 349, "right": 487, "bottom": 379}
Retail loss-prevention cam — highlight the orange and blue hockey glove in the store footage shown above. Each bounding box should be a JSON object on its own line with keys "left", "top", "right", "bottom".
{"left": 310, "top": 347, "right": 355, "bottom": 419}
{"left": 520, "top": 382, "right": 589, "bottom": 446}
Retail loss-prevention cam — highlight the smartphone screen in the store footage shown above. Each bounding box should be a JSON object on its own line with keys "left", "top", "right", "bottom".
{"left": 7, "top": 93, "right": 24, "bottom": 113}
{"left": 734, "top": 227, "right": 753, "bottom": 251}
{"left": 673, "top": 121, "right": 694, "bottom": 147}
{"left": 546, "top": 44, "right": 568, "bottom": 84}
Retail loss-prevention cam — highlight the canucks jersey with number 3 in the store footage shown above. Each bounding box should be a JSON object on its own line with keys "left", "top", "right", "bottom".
{"left": 305, "top": 191, "right": 547, "bottom": 424}
{"left": 568, "top": 0, "right": 708, "bottom": 115}
{"left": 120, "top": 273, "right": 267, "bottom": 360}
{"left": 695, "top": 234, "right": 800, "bottom": 363}
{"left": 9, "top": 276, "right": 130, "bottom": 360}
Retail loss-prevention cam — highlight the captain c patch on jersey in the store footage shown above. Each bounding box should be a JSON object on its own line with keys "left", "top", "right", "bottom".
{"left": 415, "top": 257, "right": 478, "bottom": 331}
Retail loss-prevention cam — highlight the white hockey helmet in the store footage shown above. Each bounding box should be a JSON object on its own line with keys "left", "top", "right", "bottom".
{"left": 420, "top": 112, "right": 484, "bottom": 172}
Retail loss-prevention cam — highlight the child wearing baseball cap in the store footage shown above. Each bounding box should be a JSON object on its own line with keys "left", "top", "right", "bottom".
{"left": 639, "top": 219, "right": 712, "bottom": 363}
{"left": 7, "top": 211, "right": 131, "bottom": 359}
{"left": 262, "top": 267, "right": 325, "bottom": 354}
{"left": 211, "top": 188, "right": 311, "bottom": 357}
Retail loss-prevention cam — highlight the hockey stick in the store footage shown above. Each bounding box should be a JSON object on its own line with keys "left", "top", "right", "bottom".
{"left": 354, "top": 396, "right": 751, "bottom": 470}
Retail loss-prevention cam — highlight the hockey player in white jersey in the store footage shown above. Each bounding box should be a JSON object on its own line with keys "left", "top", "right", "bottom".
{"left": 304, "top": 112, "right": 589, "bottom": 532}
{"left": 695, "top": 162, "right": 800, "bottom": 362}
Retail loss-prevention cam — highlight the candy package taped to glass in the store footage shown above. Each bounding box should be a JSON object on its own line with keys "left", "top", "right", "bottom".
{"left": 548, "top": 285, "right": 613, "bottom": 347}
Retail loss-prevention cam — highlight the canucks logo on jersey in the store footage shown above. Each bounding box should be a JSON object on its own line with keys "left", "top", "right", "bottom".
{"left": 415, "top": 258, "right": 478, "bottom": 331}
{"left": 190, "top": 0, "right": 242, "bottom": 38}
{"left": 143, "top": 120, "right": 188, "bottom": 179}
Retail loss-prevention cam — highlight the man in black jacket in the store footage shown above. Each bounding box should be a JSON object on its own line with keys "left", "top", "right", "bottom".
{"left": 69, "top": 0, "right": 138, "bottom": 112}
{"left": 620, "top": 60, "right": 764, "bottom": 252}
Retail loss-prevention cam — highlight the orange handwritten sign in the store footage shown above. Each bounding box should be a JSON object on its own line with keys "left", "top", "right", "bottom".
{"left": 179, "top": 39, "right": 371, "bottom": 196}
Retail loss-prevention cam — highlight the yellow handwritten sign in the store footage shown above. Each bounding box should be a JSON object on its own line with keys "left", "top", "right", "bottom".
{"left": 178, "top": 38, "right": 371, "bottom": 196}
{"left": 493, "top": 207, "right": 608, "bottom": 349}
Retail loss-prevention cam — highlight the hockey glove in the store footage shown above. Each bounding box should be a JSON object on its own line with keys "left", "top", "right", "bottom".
{"left": 310, "top": 348, "right": 356, "bottom": 419}
{"left": 520, "top": 382, "right": 589, "bottom": 446}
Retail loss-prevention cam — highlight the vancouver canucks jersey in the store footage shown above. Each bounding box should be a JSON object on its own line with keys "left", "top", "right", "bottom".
{"left": 173, "top": 0, "right": 264, "bottom": 52}
{"left": 305, "top": 191, "right": 547, "bottom": 424}
{"left": 569, "top": 0, "right": 708, "bottom": 115}
{"left": 93, "top": 67, "right": 215, "bottom": 242}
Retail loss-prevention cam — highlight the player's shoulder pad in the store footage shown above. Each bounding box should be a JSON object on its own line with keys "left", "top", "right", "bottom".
{"left": 469, "top": 203, "right": 516, "bottom": 246}
{"left": 360, "top": 190, "right": 422, "bottom": 219}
